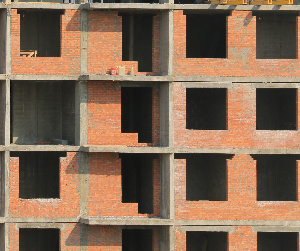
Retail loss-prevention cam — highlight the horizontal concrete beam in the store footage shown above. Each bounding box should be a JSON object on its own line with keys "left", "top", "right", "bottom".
{"left": 181, "top": 226, "right": 235, "bottom": 233}
{"left": 6, "top": 217, "right": 79, "bottom": 223}
{"left": 82, "top": 146, "right": 171, "bottom": 153}
{"left": 80, "top": 217, "right": 173, "bottom": 225}
{"left": 253, "top": 226, "right": 300, "bottom": 232}
{"left": 7, "top": 145, "right": 80, "bottom": 152}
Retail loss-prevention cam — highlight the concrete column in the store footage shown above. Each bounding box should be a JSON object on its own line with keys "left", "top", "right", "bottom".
{"left": 80, "top": 10, "right": 88, "bottom": 74}
{"left": 80, "top": 223, "right": 88, "bottom": 251}
{"left": 4, "top": 151, "right": 10, "bottom": 219}
{"left": 75, "top": 81, "right": 88, "bottom": 146}
{"left": 4, "top": 223, "right": 9, "bottom": 251}
{"left": 4, "top": 79, "right": 10, "bottom": 146}
{"left": 79, "top": 152, "right": 89, "bottom": 217}
{"left": 159, "top": 10, "right": 174, "bottom": 76}
{"left": 6, "top": 8, "right": 11, "bottom": 75}
{"left": 160, "top": 225, "right": 175, "bottom": 251}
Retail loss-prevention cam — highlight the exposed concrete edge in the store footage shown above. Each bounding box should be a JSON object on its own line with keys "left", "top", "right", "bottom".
{"left": 181, "top": 226, "right": 235, "bottom": 232}
{"left": 10, "top": 3, "right": 81, "bottom": 9}
{"left": 173, "top": 76, "right": 300, "bottom": 82}
{"left": 6, "top": 217, "right": 80, "bottom": 223}
{"left": 82, "top": 146, "right": 171, "bottom": 153}
{"left": 80, "top": 217, "right": 173, "bottom": 225}
{"left": 0, "top": 218, "right": 4, "bottom": 223}
{"left": 253, "top": 226, "right": 300, "bottom": 232}
{"left": 181, "top": 82, "right": 300, "bottom": 88}
{"left": 10, "top": 74, "right": 80, "bottom": 81}
{"left": 0, "top": 75, "right": 7, "bottom": 80}
{"left": 15, "top": 222, "right": 67, "bottom": 228}
{"left": 176, "top": 220, "right": 300, "bottom": 226}
{"left": 7, "top": 145, "right": 80, "bottom": 151}
{"left": 82, "top": 74, "right": 171, "bottom": 81}
{"left": 85, "top": 2, "right": 169, "bottom": 10}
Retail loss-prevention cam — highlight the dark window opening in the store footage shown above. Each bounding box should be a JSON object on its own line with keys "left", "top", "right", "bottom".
{"left": 11, "top": 151, "right": 66, "bottom": 199}
{"left": 257, "top": 232, "right": 298, "bottom": 251}
{"left": 256, "top": 88, "right": 297, "bottom": 130}
{"left": 121, "top": 154, "right": 155, "bottom": 214}
{"left": 253, "top": 154, "right": 299, "bottom": 201}
{"left": 19, "top": 11, "right": 62, "bottom": 57}
{"left": 256, "top": 13, "right": 297, "bottom": 59}
{"left": 186, "top": 13, "right": 227, "bottom": 58}
{"left": 121, "top": 87, "right": 152, "bottom": 143}
{"left": 11, "top": 81, "right": 75, "bottom": 145}
{"left": 186, "top": 88, "right": 227, "bottom": 130}
{"left": 187, "top": 231, "right": 228, "bottom": 251}
{"left": 176, "top": 154, "right": 232, "bottom": 201}
{"left": 122, "top": 229, "right": 152, "bottom": 251}
{"left": 20, "top": 228, "right": 60, "bottom": 251}
{"left": 122, "top": 14, "right": 153, "bottom": 72}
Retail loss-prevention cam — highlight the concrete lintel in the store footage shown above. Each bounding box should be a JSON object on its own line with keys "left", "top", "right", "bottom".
{"left": 0, "top": 3, "right": 6, "bottom": 9}
{"left": 80, "top": 217, "right": 173, "bottom": 226}
{"left": 253, "top": 226, "right": 300, "bottom": 232}
{"left": 182, "top": 82, "right": 300, "bottom": 89}
{"left": 10, "top": 3, "right": 81, "bottom": 10}
{"left": 15, "top": 223, "right": 66, "bottom": 228}
{"left": 10, "top": 75, "right": 79, "bottom": 81}
{"left": 0, "top": 75, "right": 7, "bottom": 81}
{"left": 176, "top": 220, "right": 300, "bottom": 226}
{"left": 82, "top": 146, "right": 171, "bottom": 153}
{"left": 0, "top": 218, "right": 4, "bottom": 223}
{"left": 7, "top": 145, "right": 80, "bottom": 152}
{"left": 181, "top": 226, "right": 235, "bottom": 233}
{"left": 85, "top": 3, "right": 169, "bottom": 10}
{"left": 7, "top": 217, "right": 79, "bottom": 223}
{"left": 82, "top": 74, "right": 171, "bottom": 82}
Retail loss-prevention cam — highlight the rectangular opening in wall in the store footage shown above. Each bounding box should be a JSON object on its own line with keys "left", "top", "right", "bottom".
{"left": 121, "top": 13, "right": 153, "bottom": 72}
{"left": 175, "top": 154, "right": 232, "bottom": 201}
{"left": 121, "top": 154, "right": 156, "bottom": 214}
{"left": 19, "top": 10, "right": 62, "bottom": 57}
{"left": 253, "top": 154, "right": 299, "bottom": 201}
{"left": 11, "top": 151, "right": 66, "bottom": 199}
{"left": 256, "top": 88, "right": 296, "bottom": 130}
{"left": 11, "top": 81, "right": 75, "bottom": 145}
{"left": 186, "top": 88, "right": 227, "bottom": 130}
{"left": 257, "top": 232, "right": 298, "bottom": 251}
{"left": 187, "top": 231, "right": 228, "bottom": 251}
{"left": 122, "top": 229, "right": 152, "bottom": 251}
{"left": 19, "top": 228, "right": 60, "bottom": 251}
{"left": 256, "top": 13, "right": 297, "bottom": 59}
{"left": 121, "top": 87, "right": 152, "bottom": 143}
{"left": 185, "top": 12, "right": 228, "bottom": 58}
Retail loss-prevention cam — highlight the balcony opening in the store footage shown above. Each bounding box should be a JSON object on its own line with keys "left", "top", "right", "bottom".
{"left": 256, "top": 88, "right": 296, "bottom": 130}
{"left": 187, "top": 231, "right": 228, "bottom": 251}
{"left": 19, "top": 228, "right": 60, "bottom": 251}
{"left": 122, "top": 13, "right": 153, "bottom": 72}
{"left": 122, "top": 229, "right": 152, "bottom": 251}
{"left": 257, "top": 232, "right": 298, "bottom": 251}
{"left": 253, "top": 154, "right": 299, "bottom": 201}
{"left": 121, "top": 87, "right": 152, "bottom": 143}
{"left": 186, "top": 88, "right": 227, "bottom": 130}
{"left": 19, "top": 10, "right": 62, "bottom": 57}
{"left": 11, "top": 81, "right": 75, "bottom": 145}
{"left": 121, "top": 154, "right": 155, "bottom": 214}
{"left": 11, "top": 151, "right": 66, "bottom": 199}
{"left": 256, "top": 13, "right": 297, "bottom": 59}
{"left": 185, "top": 13, "right": 227, "bottom": 58}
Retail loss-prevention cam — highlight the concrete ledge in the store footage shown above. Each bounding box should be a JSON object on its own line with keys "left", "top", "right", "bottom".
{"left": 8, "top": 145, "right": 80, "bottom": 152}
{"left": 174, "top": 148, "right": 300, "bottom": 154}
{"left": 81, "top": 74, "right": 171, "bottom": 82}
{"left": 11, "top": 74, "right": 80, "bottom": 81}
{"left": 85, "top": 3, "right": 169, "bottom": 10}
{"left": 0, "top": 218, "right": 4, "bottom": 223}
{"left": 181, "top": 226, "right": 235, "bottom": 232}
{"left": 80, "top": 217, "right": 173, "bottom": 225}
{"left": 82, "top": 146, "right": 171, "bottom": 153}
{"left": 6, "top": 217, "right": 80, "bottom": 223}
{"left": 176, "top": 220, "right": 300, "bottom": 226}
{"left": 10, "top": 3, "right": 81, "bottom": 9}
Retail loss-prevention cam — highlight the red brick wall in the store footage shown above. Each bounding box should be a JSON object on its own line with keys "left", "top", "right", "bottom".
{"left": 11, "top": 9, "right": 81, "bottom": 75}
{"left": 9, "top": 223, "right": 80, "bottom": 251}
{"left": 9, "top": 152, "right": 79, "bottom": 218}
{"left": 174, "top": 83, "right": 300, "bottom": 148}
{"left": 174, "top": 155, "right": 300, "bottom": 221}
{"left": 88, "top": 81, "right": 159, "bottom": 146}
{"left": 88, "top": 153, "right": 160, "bottom": 217}
{"left": 174, "top": 10, "right": 300, "bottom": 77}
{"left": 88, "top": 11, "right": 160, "bottom": 75}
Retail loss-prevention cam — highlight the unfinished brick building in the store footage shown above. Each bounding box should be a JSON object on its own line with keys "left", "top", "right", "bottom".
{"left": 0, "top": 0, "right": 300, "bottom": 250}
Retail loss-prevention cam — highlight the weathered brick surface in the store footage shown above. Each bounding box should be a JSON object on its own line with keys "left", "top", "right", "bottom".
{"left": 88, "top": 81, "right": 159, "bottom": 146}
{"left": 88, "top": 11, "right": 160, "bottom": 75}
{"left": 9, "top": 223, "right": 80, "bottom": 251}
{"left": 175, "top": 155, "right": 300, "bottom": 221}
{"left": 9, "top": 152, "right": 79, "bottom": 218}
{"left": 11, "top": 9, "right": 81, "bottom": 75}
{"left": 174, "top": 10, "right": 300, "bottom": 77}
{"left": 88, "top": 153, "right": 160, "bottom": 217}
{"left": 174, "top": 83, "right": 300, "bottom": 148}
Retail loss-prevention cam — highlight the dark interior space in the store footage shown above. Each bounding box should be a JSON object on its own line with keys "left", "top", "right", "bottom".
{"left": 187, "top": 231, "right": 228, "bottom": 251}
{"left": 19, "top": 228, "right": 60, "bottom": 251}
{"left": 122, "top": 229, "right": 153, "bottom": 251}
{"left": 121, "top": 154, "right": 155, "bottom": 214}
{"left": 253, "top": 154, "right": 299, "bottom": 201}
{"left": 122, "top": 13, "right": 153, "bottom": 72}
{"left": 176, "top": 154, "right": 232, "bottom": 201}
{"left": 186, "top": 88, "right": 227, "bottom": 130}
{"left": 19, "top": 10, "right": 62, "bottom": 57}
{"left": 256, "top": 88, "right": 296, "bottom": 130}
{"left": 121, "top": 87, "right": 152, "bottom": 143}
{"left": 11, "top": 151, "right": 66, "bottom": 199}
{"left": 257, "top": 232, "right": 298, "bottom": 251}
{"left": 256, "top": 13, "right": 297, "bottom": 59}
{"left": 11, "top": 81, "right": 75, "bottom": 145}
{"left": 186, "top": 13, "right": 227, "bottom": 58}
